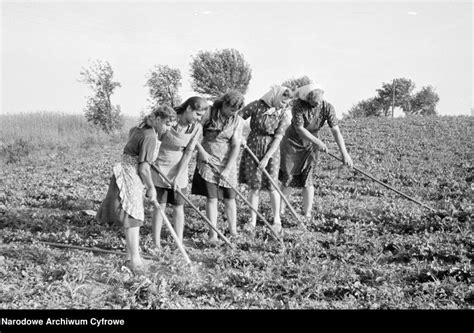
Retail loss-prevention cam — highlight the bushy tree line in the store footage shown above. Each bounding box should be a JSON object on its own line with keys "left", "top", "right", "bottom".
{"left": 80, "top": 49, "right": 253, "bottom": 133}
{"left": 80, "top": 58, "right": 440, "bottom": 133}
{"left": 346, "top": 78, "right": 440, "bottom": 119}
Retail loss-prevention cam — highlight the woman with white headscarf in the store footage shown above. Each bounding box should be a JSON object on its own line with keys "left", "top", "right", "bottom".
{"left": 279, "top": 83, "right": 353, "bottom": 221}
{"left": 238, "top": 86, "right": 292, "bottom": 233}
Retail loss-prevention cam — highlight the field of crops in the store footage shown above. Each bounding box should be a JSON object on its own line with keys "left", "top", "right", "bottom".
{"left": 0, "top": 113, "right": 472, "bottom": 309}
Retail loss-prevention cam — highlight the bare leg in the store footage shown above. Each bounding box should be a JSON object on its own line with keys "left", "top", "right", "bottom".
{"left": 302, "top": 185, "right": 314, "bottom": 218}
{"left": 125, "top": 236, "right": 131, "bottom": 261}
{"left": 248, "top": 189, "right": 260, "bottom": 227}
{"left": 224, "top": 198, "right": 237, "bottom": 236}
{"left": 280, "top": 185, "right": 292, "bottom": 215}
{"left": 269, "top": 190, "right": 281, "bottom": 231}
{"left": 206, "top": 198, "right": 218, "bottom": 241}
{"left": 173, "top": 205, "right": 185, "bottom": 242}
{"left": 125, "top": 226, "right": 142, "bottom": 268}
{"left": 151, "top": 203, "right": 166, "bottom": 249}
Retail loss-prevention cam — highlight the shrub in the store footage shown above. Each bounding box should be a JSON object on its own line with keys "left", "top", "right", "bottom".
{"left": 0, "top": 138, "right": 33, "bottom": 164}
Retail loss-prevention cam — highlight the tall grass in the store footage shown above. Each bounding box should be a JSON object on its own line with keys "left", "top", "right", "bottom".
{"left": 0, "top": 112, "right": 138, "bottom": 163}
{"left": 0, "top": 112, "right": 138, "bottom": 147}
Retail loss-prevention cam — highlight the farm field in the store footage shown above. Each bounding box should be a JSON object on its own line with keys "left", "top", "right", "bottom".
{"left": 0, "top": 113, "right": 472, "bottom": 309}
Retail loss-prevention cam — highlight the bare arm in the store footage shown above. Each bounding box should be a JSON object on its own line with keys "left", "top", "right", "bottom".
{"left": 172, "top": 127, "right": 203, "bottom": 189}
{"left": 294, "top": 125, "right": 328, "bottom": 152}
{"left": 263, "top": 137, "right": 282, "bottom": 160}
{"left": 223, "top": 133, "right": 242, "bottom": 173}
{"left": 257, "top": 136, "right": 282, "bottom": 169}
{"left": 196, "top": 109, "right": 211, "bottom": 162}
{"left": 195, "top": 142, "right": 211, "bottom": 162}
{"left": 330, "top": 125, "right": 353, "bottom": 167}
{"left": 172, "top": 149, "right": 194, "bottom": 189}
{"left": 138, "top": 162, "right": 157, "bottom": 199}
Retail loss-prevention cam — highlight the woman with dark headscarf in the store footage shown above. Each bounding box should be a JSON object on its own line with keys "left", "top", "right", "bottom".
{"left": 279, "top": 84, "right": 353, "bottom": 220}
{"left": 150, "top": 97, "right": 208, "bottom": 252}
{"left": 191, "top": 90, "right": 245, "bottom": 243}
{"left": 238, "top": 86, "right": 292, "bottom": 233}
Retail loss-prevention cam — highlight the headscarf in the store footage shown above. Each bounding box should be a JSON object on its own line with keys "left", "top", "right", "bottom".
{"left": 294, "top": 83, "right": 324, "bottom": 102}
{"left": 260, "top": 86, "right": 290, "bottom": 116}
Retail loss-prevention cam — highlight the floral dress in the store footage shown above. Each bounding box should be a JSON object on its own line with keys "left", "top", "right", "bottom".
{"left": 238, "top": 99, "right": 291, "bottom": 190}
{"left": 279, "top": 99, "right": 338, "bottom": 188}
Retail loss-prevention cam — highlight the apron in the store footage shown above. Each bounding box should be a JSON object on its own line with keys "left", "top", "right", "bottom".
{"left": 153, "top": 123, "right": 201, "bottom": 189}
{"left": 113, "top": 135, "right": 160, "bottom": 221}
{"left": 281, "top": 105, "right": 322, "bottom": 176}
{"left": 197, "top": 114, "right": 241, "bottom": 187}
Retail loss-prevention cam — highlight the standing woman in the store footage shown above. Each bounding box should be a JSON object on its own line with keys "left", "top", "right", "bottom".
{"left": 238, "top": 86, "right": 292, "bottom": 233}
{"left": 279, "top": 84, "right": 354, "bottom": 220}
{"left": 191, "top": 90, "right": 245, "bottom": 242}
{"left": 96, "top": 105, "right": 176, "bottom": 272}
{"left": 151, "top": 97, "right": 208, "bottom": 252}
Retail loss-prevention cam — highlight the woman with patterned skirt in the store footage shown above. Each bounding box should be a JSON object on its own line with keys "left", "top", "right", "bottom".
{"left": 96, "top": 106, "right": 176, "bottom": 273}
{"left": 150, "top": 97, "right": 208, "bottom": 252}
{"left": 279, "top": 84, "right": 354, "bottom": 220}
{"left": 238, "top": 86, "right": 292, "bottom": 233}
{"left": 191, "top": 90, "right": 245, "bottom": 242}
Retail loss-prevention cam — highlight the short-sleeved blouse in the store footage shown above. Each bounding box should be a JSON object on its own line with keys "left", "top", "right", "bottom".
{"left": 123, "top": 126, "right": 158, "bottom": 163}
{"left": 278, "top": 99, "right": 338, "bottom": 188}
{"left": 290, "top": 99, "right": 338, "bottom": 134}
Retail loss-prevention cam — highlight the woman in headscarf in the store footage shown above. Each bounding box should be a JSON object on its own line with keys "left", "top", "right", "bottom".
{"left": 150, "top": 97, "right": 208, "bottom": 252}
{"left": 238, "top": 86, "right": 292, "bottom": 233}
{"left": 279, "top": 84, "right": 353, "bottom": 220}
{"left": 191, "top": 90, "right": 245, "bottom": 243}
{"left": 96, "top": 105, "right": 176, "bottom": 273}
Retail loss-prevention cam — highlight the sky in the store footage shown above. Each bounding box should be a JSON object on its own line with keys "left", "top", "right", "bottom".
{"left": 1, "top": 0, "right": 472, "bottom": 118}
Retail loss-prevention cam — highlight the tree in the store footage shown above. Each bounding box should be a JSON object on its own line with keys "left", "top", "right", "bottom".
{"left": 409, "top": 86, "right": 439, "bottom": 115}
{"left": 375, "top": 78, "right": 415, "bottom": 117}
{"left": 190, "top": 48, "right": 252, "bottom": 98}
{"left": 281, "top": 76, "right": 312, "bottom": 90}
{"left": 345, "top": 97, "right": 383, "bottom": 119}
{"left": 79, "top": 60, "right": 123, "bottom": 133}
{"left": 348, "top": 78, "right": 439, "bottom": 119}
{"left": 145, "top": 65, "right": 182, "bottom": 108}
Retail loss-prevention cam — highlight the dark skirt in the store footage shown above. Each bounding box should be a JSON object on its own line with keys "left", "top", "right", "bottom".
{"left": 278, "top": 135, "right": 318, "bottom": 188}
{"left": 96, "top": 175, "right": 144, "bottom": 228}
{"left": 238, "top": 133, "right": 280, "bottom": 191}
{"left": 191, "top": 168, "right": 236, "bottom": 200}
{"left": 156, "top": 186, "right": 187, "bottom": 206}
